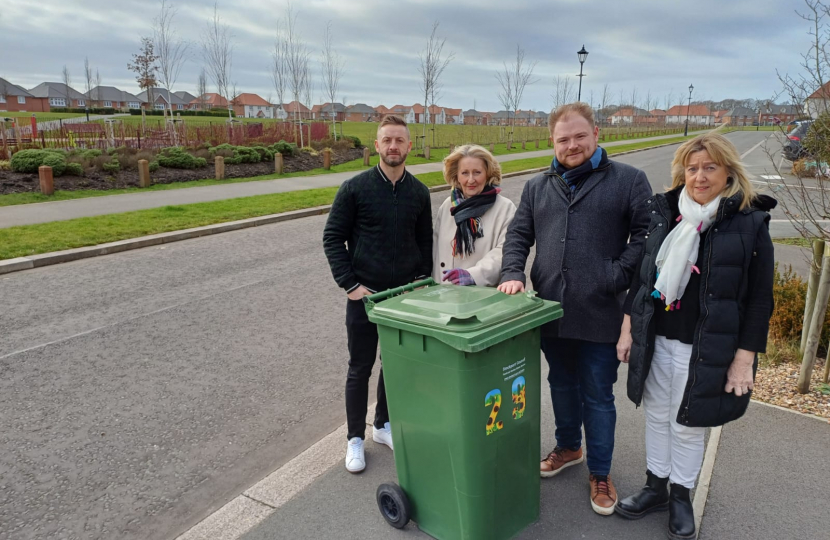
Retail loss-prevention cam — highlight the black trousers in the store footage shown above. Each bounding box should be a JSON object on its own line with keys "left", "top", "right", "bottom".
{"left": 345, "top": 298, "right": 389, "bottom": 440}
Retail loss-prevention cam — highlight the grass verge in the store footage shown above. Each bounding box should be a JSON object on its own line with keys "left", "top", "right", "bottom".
{"left": 773, "top": 237, "right": 819, "bottom": 249}
{"left": 0, "top": 134, "right": 694, "bottom": 261}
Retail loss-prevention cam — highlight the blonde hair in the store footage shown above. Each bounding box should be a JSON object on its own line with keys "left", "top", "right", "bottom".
{"left": 549, "top": 102, "right": 595, "bottom": 131}
{"left": 670, "top": 133, "right": 756, "bottom": 210}
{"left": 442, "top": 144, "right": 502, "bottom": 189}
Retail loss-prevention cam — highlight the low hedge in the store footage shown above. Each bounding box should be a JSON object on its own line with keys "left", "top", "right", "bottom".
{"left": 49, "top": 107, "right": 118, "bottom": 115}
{"left": 10, "top": 149, "right": 69, "bottom": 175}
{"left": 158, "top": 147, "right": 208, "bottom": 169}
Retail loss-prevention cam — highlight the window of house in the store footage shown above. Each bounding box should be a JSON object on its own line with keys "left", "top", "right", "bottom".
{"left": 50, "top": 98, "right": 66, "bottom": 107}
{"left": 0, "top": 95, "right": 5, "bottom": 103}
{"left": 18, "top": 96, "right": 26, "bottom": 104}
{"left": 128, "top": 102, "right": 139, "bottom": 109}
{"left": 104, "top": 100, "right": 112, "bottom": 107}
{"left": 78, "top": 99, "right": 85, "bottom": 107}
{"left": 154, "top": 103, "right": 165, "bottom": 110}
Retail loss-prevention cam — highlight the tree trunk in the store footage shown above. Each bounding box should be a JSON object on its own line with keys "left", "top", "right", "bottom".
{"left": 798, "top": 243, "right": 830, "bottom": 394}
{"left": 800, "top": 240, "right": 825, "bottom": 353}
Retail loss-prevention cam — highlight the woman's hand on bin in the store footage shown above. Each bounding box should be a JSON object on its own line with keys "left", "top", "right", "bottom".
{"left": 443, "top": 268, "right": 475, "bottom": 286}
{"left": 498, "top": 280, "right": 525, "bottom": 295}
{"left": 347, "top": 285, "right": 372, "bottom": 301}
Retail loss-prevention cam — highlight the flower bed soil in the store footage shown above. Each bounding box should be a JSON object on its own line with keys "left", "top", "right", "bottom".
{"left": 754, "top": 358, "right": 830, "bottom": 420}
{"left": 0, "top": 147, "right": 364, "bottom": 194}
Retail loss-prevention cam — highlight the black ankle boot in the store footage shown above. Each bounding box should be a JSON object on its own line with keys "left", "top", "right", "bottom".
{"left": 615, "top": 470, "right": 669, "bottom": 519}
{"left": 668, "top": 483, "right": 695, "bottom": 540}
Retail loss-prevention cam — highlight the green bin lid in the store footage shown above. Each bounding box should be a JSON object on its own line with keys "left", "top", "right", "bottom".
{"left": 365, "top": 284, "right": 563, "bottom": 353}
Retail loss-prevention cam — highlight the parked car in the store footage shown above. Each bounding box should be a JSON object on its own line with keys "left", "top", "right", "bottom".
{"left": 783, "top": 121, "right": 813, "bottom": 161}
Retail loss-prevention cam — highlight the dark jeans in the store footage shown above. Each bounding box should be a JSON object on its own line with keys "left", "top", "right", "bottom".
{"left": 345, "top": 298, "right": 389, "bottom": 440}
{"left": 541, "top": 337, "right": 620, "bottom": 476}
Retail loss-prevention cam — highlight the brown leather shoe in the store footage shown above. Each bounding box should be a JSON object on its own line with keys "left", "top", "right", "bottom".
{"left": 540, "top": 446, "right": 584, "bottom": 478}
{"left": 589, "top": 474, "right": 618, "bottom": 515}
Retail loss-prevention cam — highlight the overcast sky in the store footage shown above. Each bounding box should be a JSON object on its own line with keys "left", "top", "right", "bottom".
{"left": 0, "top": 0, "right": 815, "bottom": 111}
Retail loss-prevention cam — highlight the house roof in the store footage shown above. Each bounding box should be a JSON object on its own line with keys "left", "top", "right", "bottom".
{"left": 194, "top": 93, "right": 229, "bottom": 107}
{"left": 807, "top": 81, "right": 830, "bottom": 99}
{"left": 765, "top": 103, "right": 800, "bottom": 115}
{"left": 283, "top": 100, "right": 310, "bottom": 113}
{"left": 346, "top": 103, "right": 375, "bottom": 113}
{"left": 493, "top": 110, "right": 514, "bottom": 118}
{"left": 427, "top": 105, "right": 444, "bottom": 114}
{"left": 410, "top": 103, "right": 425, "bottom": 114}
{"left": 389, "top": 104, "right": 411, "bottom": 113}
{"left": 650, "top": 109, "right": 667, "bottom": 116}
{"left": 29, "top": 82, "right": 87, "bottom": 100}
{"left": 0, "top": 77, "right": 33, "bottom": 97}
{"left": 174, "top": 91, "right": 197, "bottom": 103}
{"left": 234, "top": 93, "right": 271, "bottom": 107}
{"left": 136, "top": 88, "right": 189, "bottom": 105}
{"left": 85, "top": 86, "right": 141, "bottom": 102}
{"left": 444, "top": 108, "right": 462, "bottom": 116}
{"left": 315, "top": 102, "right": 346, "bottom": 113}
{"left": 724, "top": 106, "right": 757, "bottom": 117}
{"left": 463, "top": 109, "right": 482, "bottom": 116}
{"left": 665, "top": 104, "right": 712, "bottom": 116}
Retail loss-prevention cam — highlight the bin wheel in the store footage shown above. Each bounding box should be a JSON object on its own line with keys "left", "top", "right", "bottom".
{"left": 376, "top": 483, "right": 411, "bottom": 529}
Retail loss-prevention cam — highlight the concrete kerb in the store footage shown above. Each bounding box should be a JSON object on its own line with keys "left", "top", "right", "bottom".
{"left": 0, "top": 139, "right": 689, "bottom": 277}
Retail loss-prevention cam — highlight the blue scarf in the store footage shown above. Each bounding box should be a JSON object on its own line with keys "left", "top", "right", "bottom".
{"left": 553, "top": 147, "right": 608, "bottom": 193}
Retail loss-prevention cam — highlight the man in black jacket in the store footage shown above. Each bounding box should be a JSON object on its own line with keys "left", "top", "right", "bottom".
{"left": 323, "top": 115, "right": 433, "bottom": 473}
{"left": 499, "top": 102, "right": 652, "bottom": 515}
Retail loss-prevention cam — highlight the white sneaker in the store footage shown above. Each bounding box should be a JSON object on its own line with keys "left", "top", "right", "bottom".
{"left": 345, "top": 437, "right": 365, "bottom": 473}
{"left": 372, "top": 422, "right": 394, "bottom": 450}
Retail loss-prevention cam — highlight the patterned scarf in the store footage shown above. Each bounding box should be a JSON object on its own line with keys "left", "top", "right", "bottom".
{"left": 553, "top": 147, "right": 609, "bottom": 194}
{"left": 450, "top": 186, "right": 499, "bottom": 257}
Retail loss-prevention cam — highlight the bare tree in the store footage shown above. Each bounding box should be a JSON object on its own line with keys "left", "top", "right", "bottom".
{"left": 630, "top": 86, "right": 639, "bottom": 111}
{"left": 320, "top": 21, "right": 344, "bottom": 139}
{"left": 418, "top": 21, "right": 454, "bottom": 141}
{"left": 271, "top": 18, "right": 289, "bottom": 122}
{"left": 154, "top": 0, "right": 189, "bottom": 116}
{"left": 282, "top": 2, "right": 310, "bottom": 143}
{"left": 551, "top": 75, "right": 575, "bottom": 110}
{"left": 83, "top": 58, "right": 94, "bottom": 107}
{"left": 664, "top": 89, "right": 675, "bottom": 111}
{"left": 61, "top": 65, "right": 72, "bottom": 108}
{"left": 643, "top": 90, "right": 654, "bottom": 112}
{"left": 302, "top": 61, "right": 313, "bottom": 141}
{"left": 495, "top": 44, "right": 537, "bottom": 133}
{"left": 197, "top": 68, "right": 208, "bottom": 110}
{"left": 128, "top": 37, "right": 159, "bottom": 109}
{"left": 202, "top": 2, "right": 234, "bottom": 118}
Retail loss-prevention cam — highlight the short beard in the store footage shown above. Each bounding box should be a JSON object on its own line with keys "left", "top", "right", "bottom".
{"left": 381, "top": 152, "right": 407, "bottom": 167}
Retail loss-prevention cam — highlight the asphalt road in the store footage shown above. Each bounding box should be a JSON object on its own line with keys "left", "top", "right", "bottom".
{"left": 0, "top": 130, "right": 814, "bottom": 540}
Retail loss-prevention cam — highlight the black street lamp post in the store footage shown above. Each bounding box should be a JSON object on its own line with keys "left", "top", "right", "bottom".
{"left": 684, "top": 83, "right": 694, "bottom": 137}
{"left": 577, "top": 45, "right": 588, "bottom": 102}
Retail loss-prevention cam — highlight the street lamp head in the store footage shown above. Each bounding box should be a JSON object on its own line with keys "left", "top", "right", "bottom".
{"left": 688, "top": 84, "right": 694, "bottom": 94}
{"left": 578, "top": 45, "right": 588, "bottom": 65}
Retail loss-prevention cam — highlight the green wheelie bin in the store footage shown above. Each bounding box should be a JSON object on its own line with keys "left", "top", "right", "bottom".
{"left": 364, "top": 278, "right": 563, "bottom": 540}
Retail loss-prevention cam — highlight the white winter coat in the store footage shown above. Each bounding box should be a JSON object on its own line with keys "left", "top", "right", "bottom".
{"left": 432, "top": 194, "right": 517, "bottom": 287}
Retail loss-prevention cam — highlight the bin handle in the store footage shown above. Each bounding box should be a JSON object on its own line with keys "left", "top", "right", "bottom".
{"left": 363, "top": 278, "right": 437, "bottom": 307}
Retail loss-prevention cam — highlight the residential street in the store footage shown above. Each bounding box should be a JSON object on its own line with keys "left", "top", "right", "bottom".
{"left": 0, "top": 131, "right": 823, "bottom": 540}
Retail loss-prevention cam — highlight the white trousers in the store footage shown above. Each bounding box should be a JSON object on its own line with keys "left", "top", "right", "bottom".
{"left": 643, "top": 336, "right": 706, "bottom": 489}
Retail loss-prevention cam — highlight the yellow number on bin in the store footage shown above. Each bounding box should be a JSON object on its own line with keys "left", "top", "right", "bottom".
{"left": 485, "top": 390, "right": 504, "bottom": 436}
{"left": 512, "top": 376, "right": 526, "bottom": 420}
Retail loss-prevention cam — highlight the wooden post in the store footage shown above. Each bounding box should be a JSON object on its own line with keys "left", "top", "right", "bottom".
{"left": 801, "top": 240, "right": 825, "bottom": 353}
{"left": 424, "top": 146, "right": 430, "bottom": 160}
{"left": 535, "top": 139, "right": 539, "bottom": 149}
{"left": 323, "top": 148, "right": 332, "bottom": 170}
{"left": 138, "top": 159, "right": 151, "bottom": 187}
{"left": 215, "top": 155, "right": 225, "bottom": 180}
{"left": 507, "top": 141, "right": 512, "bottom": 150}
{"left": 824, "top": 340, "right": 830, "bottom": 383}
{"left": 521, "top": 141, "right": 526, "bottom": 150}
{"left": 363, "top": 147, "right": 370, "bottom": 166}
{"left": 38, "top": 165, "right": 54, "bottom": 195}
{"left": 30, "top": 114, "right": 38, "bottom": 142}
{"left": 798, "top": 243, "right": 830, "bottom": 393}
{"left": 489, "top": 143, "right": 494, "bottom": 153}
{"left": 449, "top": 144, "right": 455, "bottom": 155}
{"left": 274, "top": 152, "right": 283, "bottom": 174}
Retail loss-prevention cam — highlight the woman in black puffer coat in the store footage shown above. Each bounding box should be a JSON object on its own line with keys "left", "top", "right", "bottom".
{"left": 613, "top": 133, "right": 775, "bottom": 540}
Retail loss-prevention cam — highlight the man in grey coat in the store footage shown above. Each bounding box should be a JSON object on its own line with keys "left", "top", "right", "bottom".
{"left": 499, "top": 102, "right": 651, "bottom": 515}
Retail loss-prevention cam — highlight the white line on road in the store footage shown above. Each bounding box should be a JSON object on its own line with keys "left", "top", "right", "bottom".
{"left": 740, "top": 137, "right": 769, "bottom": 160}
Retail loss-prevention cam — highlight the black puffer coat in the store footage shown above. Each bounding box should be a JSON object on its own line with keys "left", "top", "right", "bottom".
{"left": 626, "top": 187, "right": 776, "bottom": 428}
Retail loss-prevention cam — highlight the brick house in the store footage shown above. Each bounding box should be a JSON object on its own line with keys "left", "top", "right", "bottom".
{"left": 463, "top": 109, "right": 485, "bottom": 125}
{"left": 722, "top": 106, "right": 758, "bottom": 126}
{"left": 85, "top": 86, "right": 143, "bottom": 110}
{"left": 345, "top": 103, "right": 375, "bottom": 122}
{"left": 665, "top": 104, "right": 713, "bottom": 125}
{"left": 136, "top": 88, "right": 190, "bottom": 111}
{"left": 312, "top": 102, "right": 346, "bottom": 121}
{"left": 174, "top": 91, "right": 198, "bottom": 110}
{"left": 0, "top": 77, "right": 49, "bottom": 112}
{"left": 610, "top": 107, "right": 653, "bottom": 125}
{"left": 804, "top": 81, "right": 830, "bottom": 118}
{"left": 28, "top": 82, "right": 88, "bottom": 109}
{"left": 374, "top": 105, "right": 391, "bottom": 120}
{"left": 191, "top": 93, "right": 230, "bottom": 110}
{"left": 282, "top": 101, "right": 312, "bottom": 120}
{"left": 444, "top": 108, "right": 463, "bottom": 124}
{"left": 759, "top": 104, "right": 801, "bottom": 125}
{"left": 426, "top": 105, "right": 446, "bottom": 124}
{"left": 232, "top": 93, "right": 275, "bottom": 118}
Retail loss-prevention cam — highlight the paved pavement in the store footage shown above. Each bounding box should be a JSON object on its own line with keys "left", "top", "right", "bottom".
{"left": 0, "top": 131, "right": 702, "bottom": 228}
{"left": 1, "top": 131, "right": 825, "bottom": 540}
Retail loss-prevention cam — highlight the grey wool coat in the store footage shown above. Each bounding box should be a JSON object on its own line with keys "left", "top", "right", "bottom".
{"left": 500, "top": 158, "right": 652, "bottom": 343}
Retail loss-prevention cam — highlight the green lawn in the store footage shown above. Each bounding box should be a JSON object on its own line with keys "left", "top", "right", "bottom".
{"left": 0, "top": 133, "right": 696, "bottom": 261}
{"left": 2, "top": 112, "right": 86, "bottom": 119}
{"left": 773, "top": 237, "right": 822, "bottom": 248}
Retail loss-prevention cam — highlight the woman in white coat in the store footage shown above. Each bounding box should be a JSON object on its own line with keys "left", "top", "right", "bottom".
{"left": 433, "top": 144, "right": 517, "bottom": 287}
